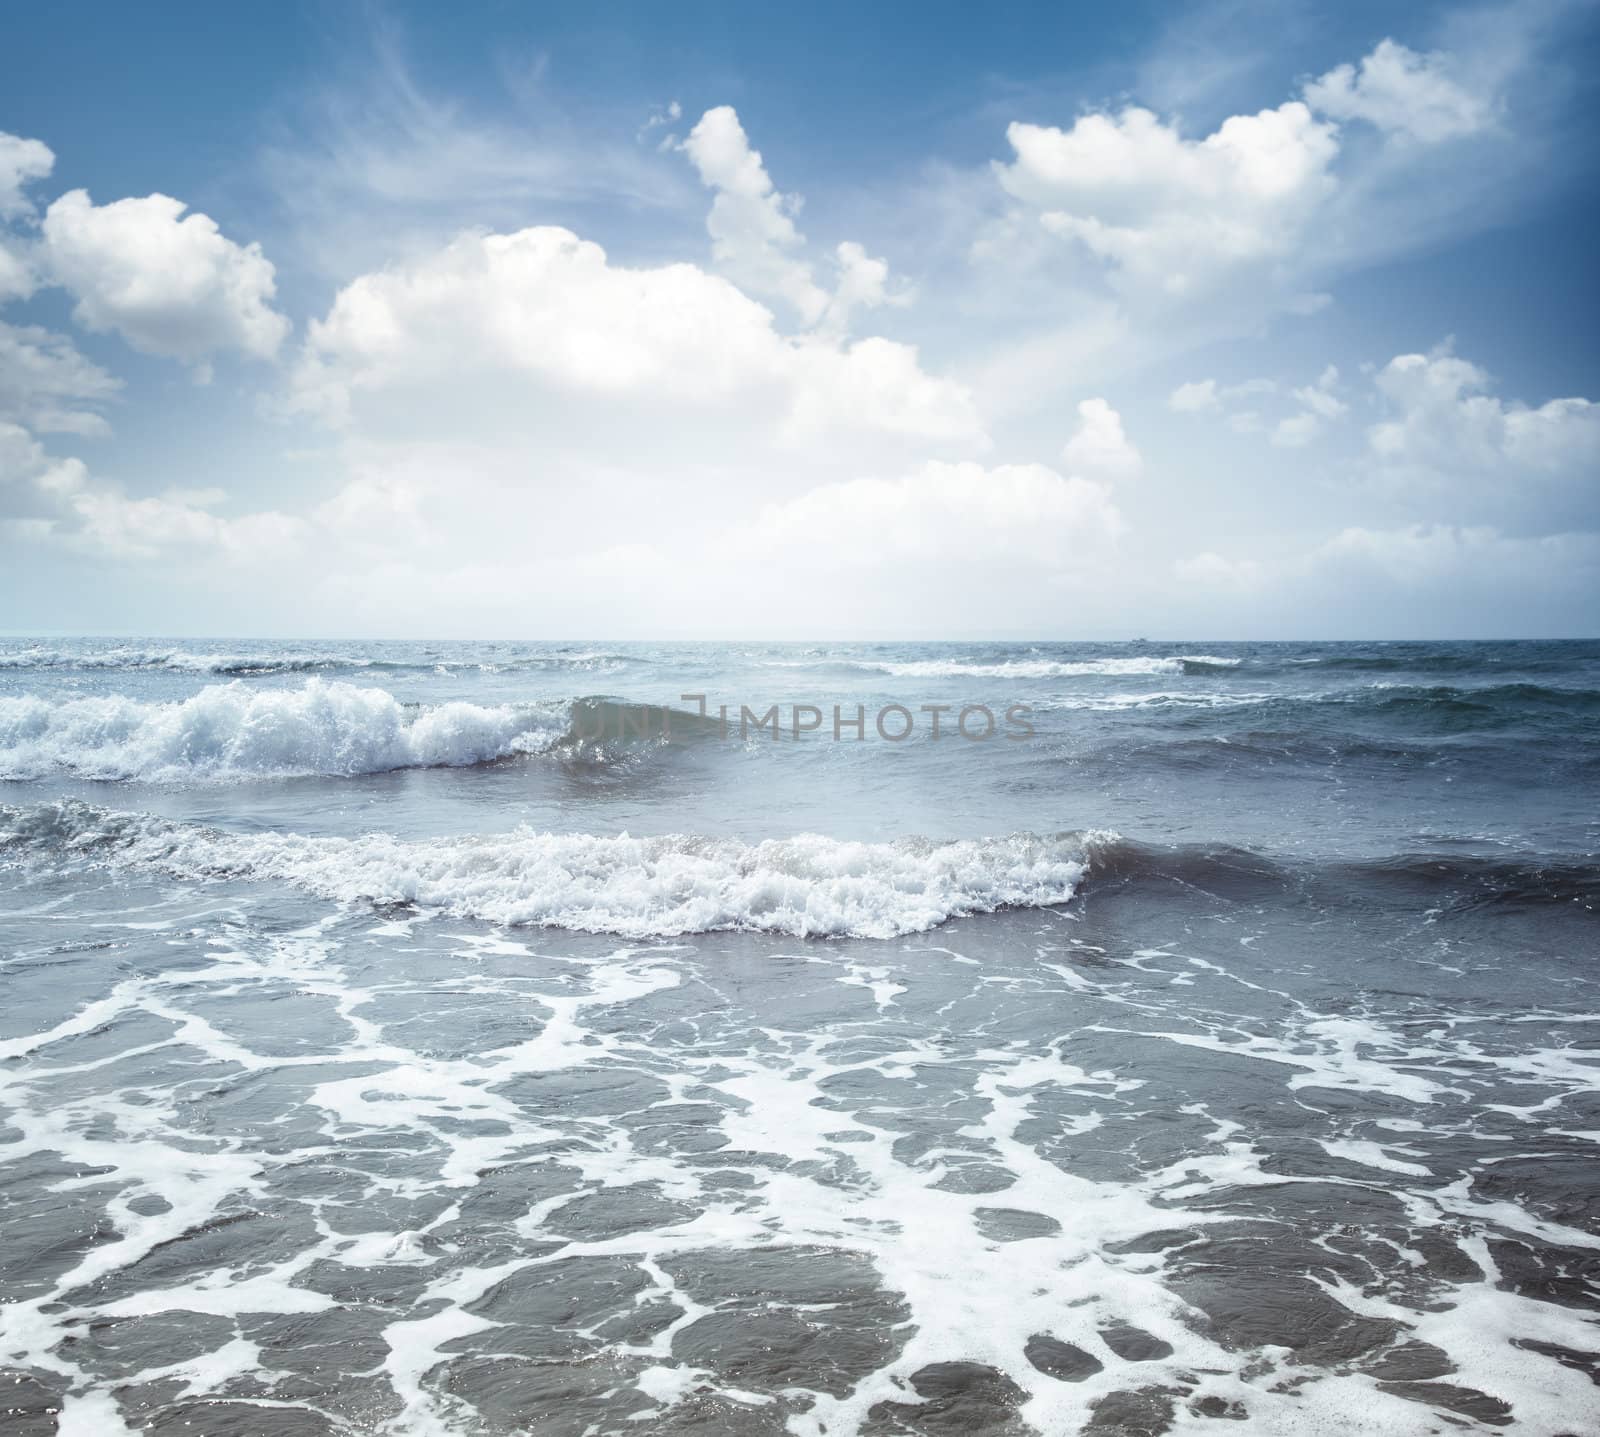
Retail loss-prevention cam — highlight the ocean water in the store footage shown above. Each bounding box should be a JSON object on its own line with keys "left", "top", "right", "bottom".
{"left": 1, "top": 637, "right": 1597, "bottom": 1436}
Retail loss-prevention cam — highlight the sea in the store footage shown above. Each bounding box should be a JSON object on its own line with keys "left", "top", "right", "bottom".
{"left": 1, "top": 637, "right": 1597, "bottom": 1436}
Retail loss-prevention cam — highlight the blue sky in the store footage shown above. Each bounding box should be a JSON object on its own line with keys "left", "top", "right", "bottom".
{"left": 1, "top": 0, "right": 1596, "bottom": 637}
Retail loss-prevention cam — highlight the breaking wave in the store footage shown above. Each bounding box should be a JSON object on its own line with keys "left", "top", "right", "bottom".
{"left": 0, "top": 645, "right": 640, "bottom": 676}
{"left": 0, "top": 679, "right": 567, "bottom": 781}
{"left": 5, "top": 801, "right": 1589, "bottom": 935}
{"left": 0, "top": 803, "right": 1092, "bottom": 939}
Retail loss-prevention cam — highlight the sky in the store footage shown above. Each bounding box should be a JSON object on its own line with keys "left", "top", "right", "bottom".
{"left": 1, "top": 0, "right": 1597, "bottom": 639}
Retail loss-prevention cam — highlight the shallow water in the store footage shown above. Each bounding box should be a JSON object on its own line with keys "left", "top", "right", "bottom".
{"left": 1, "top": 639, "right": 1597, "bottom": 1434}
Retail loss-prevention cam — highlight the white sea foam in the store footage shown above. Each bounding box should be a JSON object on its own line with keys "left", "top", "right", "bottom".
{"left": 0, "top": 645, "right": 375, "bottom": 673}
{"left": 0, "top": 679, "right": 562, "bottom": 781}
{"left": 844, "top": 655, "right": 1242, "bottom": 678}
{"left": 4, "top": 807, "right": 1090, "bottom": 938}
{"left": 0, "top": 644, "right": 637, "bottom": 674}
{"left": 1040, "top": 689, "right": 1277, "bottom": 711}
{"left": 3, "top": 841, "right": 1593, "bottom": 1433}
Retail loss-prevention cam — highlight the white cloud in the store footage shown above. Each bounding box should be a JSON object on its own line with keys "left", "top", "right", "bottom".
{"left": 1175, "top": 523, "right": 1600, "bottom": 635}
{"left": 970, "top": 18, "right": 1542, "bottom": 376}
{"left": 3, "top": 30, "right": 1586, "bottom": 638}
{"left": 681, "top": 105, "right": 831, "bottom": 325}
{"left": 1062, "top": 397, "right": 1141, "bottom": 477}
{"left": 779, "top": 336, "right": 986, "bottom": 446}
{"left": 681, "top": 106, "right": 901, "bottom": 336}
{"left": 1169, "top": 379, "right": 1220, "bottom": 414}
{"left": 822, "top": 240, "right": 903, "bottom": 334}
{"left": 0, "top": 419, "right": 302, "bottom": 559}
{"left": 638, "top": 99, "right": 683, "bottom": 141}
{"left": 0, "top": 131, "right": 56, "bottom": 301}
{"left": 0, "top": 321, "right": 121, "bottom": 436}
{"left": 291, "top": 224, "right": 981, "bottom": 448}
{"left": 1270, "top": 413, "right": 1320, "bottom": 449}
{"left": 0, "top": 131, "right": 54, "bottom": 218}
{"left": 1170, "top": 367, "right": 1343, "bottom": 447}
{"left": 996, "top": 101, "right": 1338, "bottom": 299}
{"left": 1272, "top": 365, "right": 1347, "bottom": 447}
{"left": 748, "top": 459, "right": 1124, "bottom": 564}
{"left": 1305, "top": 39, "right": 1496, "bottom": 144}
{"left": 272, "top": 218, "right": 988, "bottom": 617}
{"left": 299, "top": 458, "right": 1128, "bottom": 636}
{"left": 1368, "top": 345, "right": 1598, "bottom": 527}
{"left": 41, "top": 190, "right": 290, "bottom": 366}
{"left": 64, "top": 486, "right": 304, "bottom": 560}
{"left": 0, "top": 241, "right": 36, "bottom": 304}
{"left": 1175, "top": 348, "right": 1592, "bottom": 524}
{"left": 1292, "top": 365, "right": 1347, "bottom": 420}
{"left": 1370, "top": 347, "right": 1594, "bottom": 466}
{"left": 0, "top": 421, "right": 88, "bottom": 520}
{"left": 1313, "top": 523, "right": 1599, "bottom": 587}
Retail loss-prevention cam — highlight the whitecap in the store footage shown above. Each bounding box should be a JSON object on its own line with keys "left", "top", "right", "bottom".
{"left": 0, "top": 679, "right": 562, "bottom": 781}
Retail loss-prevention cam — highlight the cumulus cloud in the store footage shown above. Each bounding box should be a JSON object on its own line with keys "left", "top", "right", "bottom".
{"left": 1273, "top": 365, "right": 1347, "bottom": 447}
{"left": 1174, "top": 347, "right": 1593, "bottom": 527}
{"left": 268, "top": 216, "right": 989, "bottom": 614}
{"left": 1305, "top": 39, "right": 1496, "bottom": 143}
{"left": 0, "top": 131, "right": 54, "bottom": 218}
{"left": 995, "top": 101, "right": 1338, "bottom": 299}
{"left": 2, "top": 31, "right": 1586, "bottom": 637}
{"left": 0, "top": 419, "right": 301, "bottom": 559}
{"left": 41, "top": 190, "right": 290, "bottom": 368}
{"left": 1292, "top": 365, "right": 1348, "bottom": 421}
{"left": 1169, "top": 368, "right": 1343, "bottom": 447}
{"left": 1062, "top": 397, "right": 1142, "bottom": 476}
{"left": 976, "top": 18, "right": 1541, "bottom": 360}
{"left": 0, "top": 242, "right": 35, "bottom": 304}
{"left": 681, "top": 105, "right": 831, "bottom": 324}
{"left": 0, "top": 421, "right": 88, "bottom": 521}
{"left": 822, "top": 240, "right": 905, "bottom": 334}
{"left": 0, "top": 131, "right": 56, "bottom": 300}
{"left": 290, "top": 224, "right": 980, "bottom": 448}
{"left": 0, "top": 322, "right": 121, "bottom": 436}
{"left": 1169, "top": 379, "right": 1221, "bottom": 414}
{"left": 681, "top": 106, "right": 900, "bottom": 335}
{"left": 1313, "top": 523, "right": 1599, "bottom": 589}
{"left": 1368, "top": 345, "right": 1599, "bottom": 527}
{"left": 65, "top": 485, "right": 304, "bottom": 560}
{"left": 1174, "top": 523, "right": 1600, "bottom": 635}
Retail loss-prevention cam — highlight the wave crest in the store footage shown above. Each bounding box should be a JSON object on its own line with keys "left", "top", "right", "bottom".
{"left": 0, "top": 646, "right": 379, "bottom": 675}
{"left": 0, "top": 803, "right": 1091, "bottom": 939}
{"left": 833, "top": 655, "right": 1242, "bottom": 679}
{"left": 0, "top": 645, "right": 641, "bottom": 676}
{"left": 0, "top": 680, "right": 564, "bottom": 781}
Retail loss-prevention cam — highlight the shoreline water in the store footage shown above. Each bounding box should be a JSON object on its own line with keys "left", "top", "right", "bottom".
{"left": 1, "top": 637, "right": 1596, "bottom": 1435}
